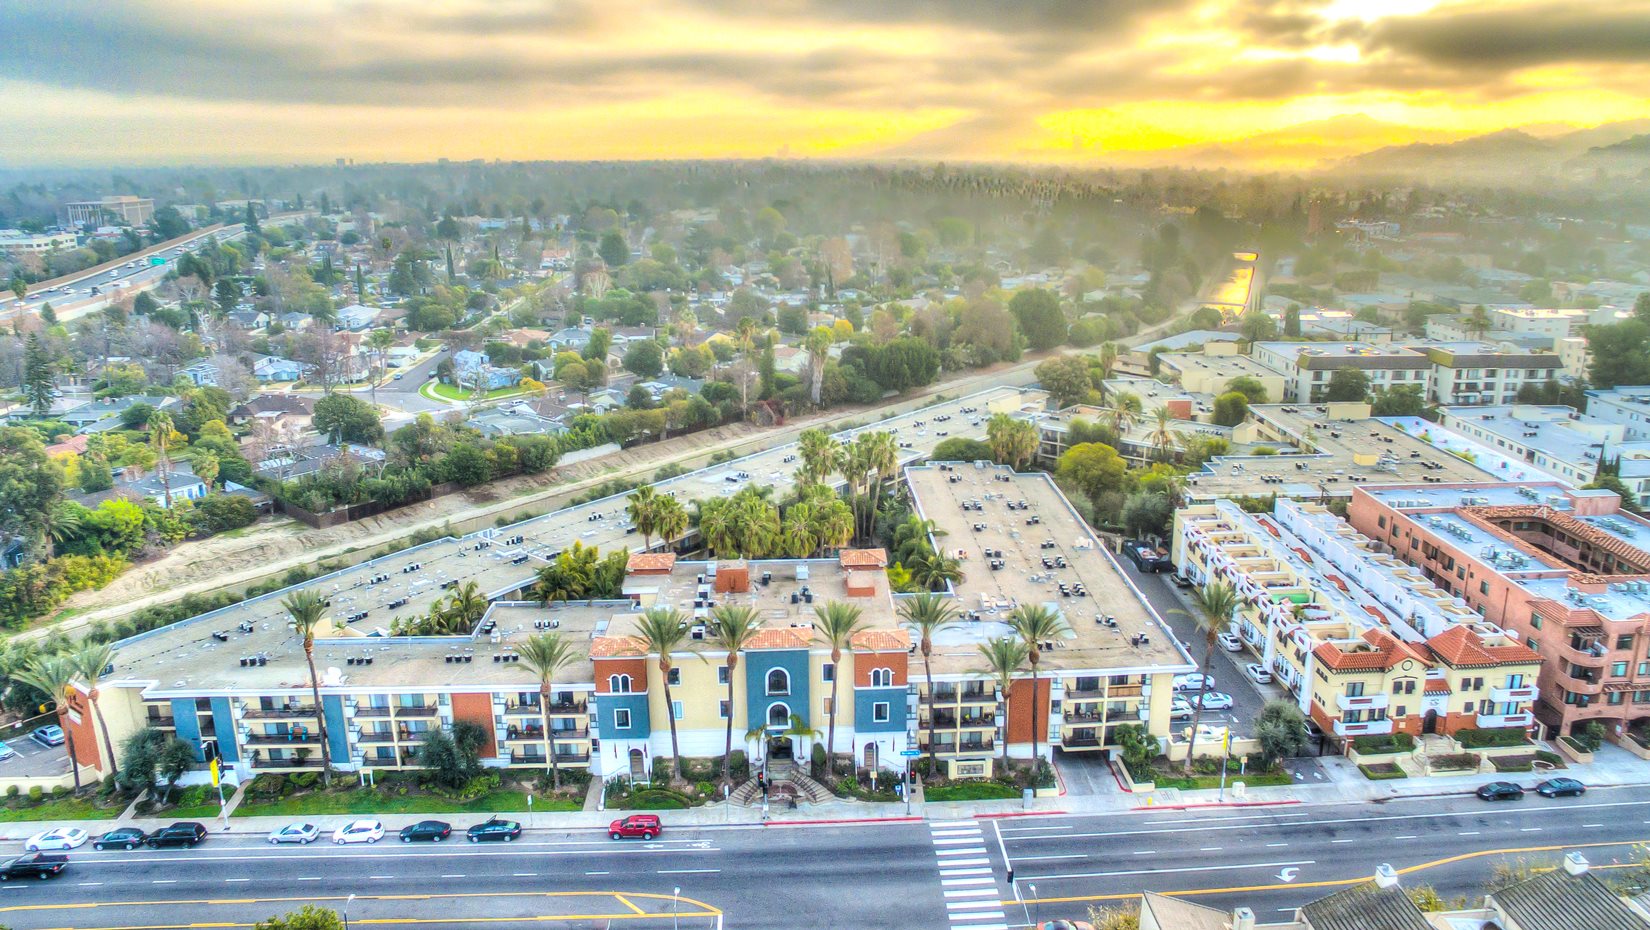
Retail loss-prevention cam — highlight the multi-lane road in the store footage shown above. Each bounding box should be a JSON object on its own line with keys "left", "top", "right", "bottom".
{"left": 1, "top": 224, "right": 248, "bottom": 324}
{"left": 9, "top": 788, "right": 1647, "bottom": 929}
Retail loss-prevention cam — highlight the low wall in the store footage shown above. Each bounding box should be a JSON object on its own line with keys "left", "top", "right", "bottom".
{"left": 1346, "top": 746, "right": 1413, "bottom": 767}
{"left": 0, "top": 765, "right": 102, "bottom": 796}
{"left": 1113, "top": 759, "right": 1154, "bottom": 793}
{"left": 1166, "top": 736, "right": 1261, "bottom": 762}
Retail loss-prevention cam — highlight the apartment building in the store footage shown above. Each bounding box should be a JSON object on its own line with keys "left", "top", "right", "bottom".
{"left": 1173, "top": 498, "right": 1539, "bottom": 742}
{"left": 1419, "top": 342, "right": 1564, "bottom": 406}
{"left": 1585, "top": 386, "right": 1650, "bottom": 442}
{"left": 1251, "top": 342, "right": 1433, "bottom": 404}
{"left": 0, "top": 229, "right": 77, "bottom": 256}
{"left": 64, "top": 196, "right": 154, "bottom": 228}
{"left": 1156, "top": 344, "right": 1288, "bottom": 402}
{"left": 1349, "top": 483, "right": 1650, "bottom": 737}
{"left": 1437, "top": 404, "right": 1650, "bottom": 504}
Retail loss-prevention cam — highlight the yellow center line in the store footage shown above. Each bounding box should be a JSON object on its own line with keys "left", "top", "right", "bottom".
{"left": 614, "top": 894, "right": 647, "bottom": 915}
{"left": 1003, "top": 837, "right": 1650, "bottom": 907}
{"left": 41, "top": 916, "right": 722, "bottom": 930}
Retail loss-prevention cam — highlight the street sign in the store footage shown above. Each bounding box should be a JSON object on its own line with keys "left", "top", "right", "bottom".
{"left": 900, "top": 749, "right": 922, "bottom": 758}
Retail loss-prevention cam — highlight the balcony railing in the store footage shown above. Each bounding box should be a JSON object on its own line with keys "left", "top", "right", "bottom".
{"left": 1062, "top": 733, "right": 1101, "bottom": 748}
{"left": 393, "top": 705, "right": 440, "bottom": 717}
{"left": 245, "top": 733, "right": 321, "bottom": 746}
{"left": 1333, "top": 718, "right": 1395, "bottom": 737}
{"left": 1489, "top": 685, "right": 1538, "bottom": 704}
{"left": 548, "top": 700, "right": 588, "bottom": 715}
{"left": 145, "top": 716, "right": 176, "bottom": 728}
{"left": 251, "top": 756, "right": 319, "bottom": 769}
{"left": 359, "top": 732, "right": 396, "bottom": 744}
{"left": 1336, "top": 693, "right": 1390, "bottom": 712}
{"left": 243, "top": 706, "right": 318, "bottom": 720}
{"left": 551, "top": 728, "right": 591, "bottom": 740}
{"left": 1064, "top": 710, "right": 1102, "bottom": 724}
{"left": 1475, "top": 712, "right": 1534, "bottom": 729}
{"left": 356, "top": 706, "right": 393, "bottom": 717}
{"left": 1064, "top": 687, "right": 1105, "bottom": 700}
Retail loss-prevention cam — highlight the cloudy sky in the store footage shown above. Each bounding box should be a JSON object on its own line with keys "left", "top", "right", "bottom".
{"left": 4, "top": 0, "right": 1648, "bottom": 167}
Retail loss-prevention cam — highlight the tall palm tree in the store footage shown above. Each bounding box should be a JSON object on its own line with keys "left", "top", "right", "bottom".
{"left": 147, "top": 410, "right": 175, "bottom": 509}
{"left": 633, "top": 608, "right": 692, "bottom": 781}
{"left": 781, "top": 502, "right": 822, "bottom": 558}
{"left": 14, "top": 656, "right": 83, "bottom": 791}
{"left": 735, "top": 317, "right": 758, "bottom": 417}
{"left": 1097, "top": 342, "right": 1119, "bottom": 382}
{"left": 813, "top": 600, "right": 869, "bottom": 777}
{"left": 1104, "top": 393, "right": 1141, "bottom": 440}
{"left": 1176, "top": 581, "right": 1242, "bottom": 773}
{"left": 692, "top": 498, "right": 736, "bottom": 558}
{"left": 515, "top": 632, "right": 581, "bottom": 789}
{"left": 732, "top": 493, "right": 781, "bottom": 559}
{"left": 654, "top": 496, "right": 688, "bottom": 553}
{"left": 1007, "top": 604, "right": 1071, "bottom": 770}
{"left": 987, "top": 413, "right": 1038, "bottom": 470}
{"left": 798, "top": 428, "right": 844, "bottom": 487}
{"left": 977, "top": 637, "right": 1028, "bottom": 771}
{"left": 812, "top": 497, "right": 854, "bottom": 555}
{"left": 443, "top": 581, "right": 488, "bottom": 634}
{"left": 708, "top": 605, "right": 762, "bottom": 786}
{"left": 626, "top": 485, "right": 662, "bottom": 552}
{"left": 282, "top": 590, "right": 334, "bottom": 783}
{"left": 910, "top": 552, "right": 963, "bottom": 592}
{"left": 804, "top": 326, "right": 833, "bottom": 406}
{"left": 71, "top": 642, "right": 120, "bottom": 779}
{"left": 366, "top": 327, "right": 396, "bottom": 408}
{"left": 899, "top": 594, "right": 958, "bottom": 772}
{"left": 39, "top": 502, "right": 83, "bottom": 559}
{"left": 1147, "top": 408, "right": 1179, "bottom": 463}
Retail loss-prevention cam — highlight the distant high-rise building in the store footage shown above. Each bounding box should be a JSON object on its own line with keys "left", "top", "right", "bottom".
{"left": 64, "top": 195, "right": 154, "bottom": 228}
{"left": 1306, "top": 198, "right": 1324, "bottom": 238}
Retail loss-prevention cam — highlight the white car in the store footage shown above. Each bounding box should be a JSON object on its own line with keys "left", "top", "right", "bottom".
{"left": 1217, "top": 633, "right": 1243, "bottom": 652}
{"left": 25, "top": 827, "right": 89, "bottom": 851}
{"left": 1174, "top": 673, "right": 1215, "bottom": 693}
{"left": 268, "top": 822, "right": 320, "bottom": 845}
{"left": 1170, "top": 697, "right": 1195, "bottom": 720}
{"left": 1245, "top": 663, "right": 1273, "bottom": 685}
{"left": 333, "top": 819, "right": 384, "bottom": 844}
{"left": 1194, "top": 691, "right": 1235, "bottom": 711}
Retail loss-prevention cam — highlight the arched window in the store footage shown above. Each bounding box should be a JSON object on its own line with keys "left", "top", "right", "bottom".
{"left": 608, "top": 674, "right": 633, "bottom": 694}
{"left": 766, "top": 668, "right": 790, "bottom": 695}
{"left": 870, "top": 668, "right": 894, "bottom": 688}
{"left": 767, "top": 702, "right": 791, "bottom": 728}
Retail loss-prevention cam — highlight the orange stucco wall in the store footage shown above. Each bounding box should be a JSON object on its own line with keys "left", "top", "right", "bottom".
{"left": 64, "top": 688, "right": 101, "bottom": 770}
{"left": 1005, "top": 677, "right": 1051, "bottom": 745}
{"left": 449, "top": 692, "right": 497, "bottom": 758}
{"left": 595, "top": 657, "right": 649, "bottom": 692}
{"left": 854, "top": 651, "right": 908, "bottom": 687}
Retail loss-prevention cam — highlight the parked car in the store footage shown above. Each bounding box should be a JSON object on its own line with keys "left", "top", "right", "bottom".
{"left": 333, "top": 820, "right": 384, "bottom": 845}
{"left": 93, "top": 827, "right": 149, "bottom": 851}
{"left": 1194, "top": 692, "right": 1234, "bottom": 711}
{"left": 1170, "top": 697, "right": 1195, "bottom": 720}
{"left": 1303, "top": 720, "right": 1325, "bottom": 742}
{"left": 1173, "top": 673, "right": 1215, "bottom": 693}
{"left": 1476, "top": 782, "right": 1525, "bottom": 802}
{"left": 147, "top": 822, "right": 208, "bottom": 848}
{"left": 0, "top": 852, "right": 68, "bottom": 881}
{"left": 25, "top": 828, "right": 88, "bottom": 851}
{"left": 609, "top": 814, "right": 662, "bottom": 841}
{"left": 467, "top": 818, "right": 522, "bottom": 843}
{"left": 268, "top": 823, "right": 320, "bottom": 845}
{"left": 400, "top": 820, "right": 452, "bottom": 843}
{"left": 31, "top": 725, "right": 65, "bottom": 747}
{"left": 1217, "top": 633, "right": 1243, "bottom": 652}
{"left": 0, "top": 741, "right": 15, "bottom": 762}
{"left": 1536, "top": 777, "right": 1586, "bottom": 798}
{"left": 1124, "top": 541, "right": 1172, "bottom": 572}
{"left": 1245, "top": 663, "right": 1273, "bottom": 684}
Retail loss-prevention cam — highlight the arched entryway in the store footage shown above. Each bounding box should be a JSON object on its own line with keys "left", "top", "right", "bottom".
{"left": 628, "top": 748, "right": 645, "bottom": 780}
{"left": 863, "top": 742, "right": 878, "bottom": 771}
{"left": 1422, "top": 710, "right": 1439, "bottom": 735}
{"left": 768, "top": 736, "right": 794, "bottom": 760}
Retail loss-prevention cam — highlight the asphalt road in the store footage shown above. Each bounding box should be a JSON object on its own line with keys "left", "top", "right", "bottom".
{"left": 998, "top": 785, "right": 1650, "bottom": 925}
{"left": 12, "top": 788, "right": 1649, "bottom": 929}
{"left": 1, "top": 225, "right": 249, "bottom": 324}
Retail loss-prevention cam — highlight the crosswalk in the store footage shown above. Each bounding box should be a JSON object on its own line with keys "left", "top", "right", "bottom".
{"left": 930, "top": 819, "right": 1008, "bottom": 930}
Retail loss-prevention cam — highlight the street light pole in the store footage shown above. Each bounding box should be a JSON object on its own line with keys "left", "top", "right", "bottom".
{"left": 344, "top": 893, "right": 356, "bottom": 930}
{"left": 672, "top": 885, "right": 681, "bottom": 930}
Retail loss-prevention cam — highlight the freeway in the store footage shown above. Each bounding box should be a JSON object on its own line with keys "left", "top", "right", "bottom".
{"left": 11, "top": 789, "right": 1650, "bottom": 929}
{"left": 1, "top": 224, "right": 249, "bottom": 324}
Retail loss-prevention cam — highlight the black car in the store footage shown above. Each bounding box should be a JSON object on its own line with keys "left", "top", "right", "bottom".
{"left": 1536, "top": 777, "right": 1586, "bottom": 798}
{"left": 93, "top": 827, "right": 148, "bottom": 851}
{"left": 0, "top": 852, "right": 67, "bottom": 881}
{"left": 400, "top": 820, "right": 452, "bottom": 843}
{"left": 147, "top": 822, "right": 208, "bottom": 848}
{"left": 1476, "top": 781, "right": 1525, "bottom": 802}
{"left": 466, "top": 818, "right": 522, "bottom": 843}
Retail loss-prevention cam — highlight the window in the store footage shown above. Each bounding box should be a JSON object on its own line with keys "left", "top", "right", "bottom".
{"left": 1346, "top": 682, "right": 1365, "bottom": 698}
{"left": 1395, "top": 705, "right": 1407, "bottom": 717}
{"left": 1345, "top": 710, "right": 1364, "bottom": 724}
{"left": 870, "top": 668, "right": 894, "bottom": 688}
{"left": 766, "top": 668, "right": 790, "bottom": 696}
{"left": 1608, "top": 691, "right": 1626, "bottom": 706}
{"left": 1613, "top": 662, "right": 1629, "bottom": 678}
{"left": 1480, "top": 581, "right": 1490, "bottom": 596}
{"left": 873, "top": 702, "right": 890, "bottom": 723}
{"left": 607, "top": 674, "right": 633, "bottom": 694}
{"left": 672, "top": 700, "right": 683, "bottom": 720}
{"left": 613, "top": 709, "right": 632, "bottom": 730}
{"left": 719, "top": 701, "right": 730, "bottom": 719}
{"left": 822, "top": 663, "right": 835, "bottom": 683}
{"left": 1506, "top": 674, "right": 1526, "bottom": 689}
{"left": 1620, "top": 635, "right": 1637, "bottom": 652}
{"left": 1378, "top": 516, "right": 1387, "bottom": 529}
{"left": 1531, "top": 613, "right": 1543, "bottom": 630}
{"left": 668, "top": 668, "right": 681, "bottom": 686}
{"left": 718, "top": 667, "right": 729, "bottom": 685}
{"left": 767, "top": 703, "right": 790, "bottom": 727}
{"left": 821, "top": 697, "right": 833, "bottom": 715}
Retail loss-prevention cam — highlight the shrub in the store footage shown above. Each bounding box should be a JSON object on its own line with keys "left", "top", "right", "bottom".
{"left": 728, "top": 750, "right": 749, "bottom": 781}
{"left": 810, "top": 743, "right": 827, "bottom": 778}
{"left": 1455, "top": 727, "right": 1530, "bottom": 749}
{"left": 694, "top": 781, "right": 716, "bottom": 798}
{"left": 1492, "top": 756, "right": 1534, "bottom": 773}
{"left": 1359, "top": 763, "right": 1408, "bottom": 780}
{"left": 1431, "top": 752, "right": 1479, "bottom": 772}
{"left": 1534, "top": 749, "right": 1563, "bottom": 767}
{"left": 652, "top": 756, "right": 673, "bottom": 783}
{"left": 289, "top": 771, "right": 320, "bottom": 790}
{"left": 1575, "top": 721, "right": 1606, "bottom": 752}
{"left": 249, "top": 774, "right": 288, "bottom": 798}
{"left": 5, "top": 784, "right": 17, "bottom": 798}
{"left": 28, "top": 785, "right": 43, "bottom": 801}
{"left": 50, "top": 785, "right": 69, "bottom": 798}
{"left": 1352, "top": 733, "right": 1415, "bottom": 754}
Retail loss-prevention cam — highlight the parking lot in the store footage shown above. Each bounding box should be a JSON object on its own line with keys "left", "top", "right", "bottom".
{"left": 0, "top": 724, "right": 72, "bottom": 777}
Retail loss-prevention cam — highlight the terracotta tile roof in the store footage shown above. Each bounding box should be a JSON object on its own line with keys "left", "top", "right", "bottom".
{"left": 1465, "top": 504, "right": 1650, "bottom": 573}
{"left": 1424, "top": 679, "right": 1453, "bottom": 694}
{"left": 1312, "top": 628, "right": 1430, "bottom": 672}
{"left": 590, "top": 636, "right": 648, "bottom": 658}
{"left": 45, "top": 435, "right": 89, "bottom": 457}
{"left": 745, "top": 628, "right": 814, "bottom": 650}
{"left": 839, "top": 548, "right": 888, "bottom": 569}
{"left": 1426, "top": 625, "right": 1539, "bottom": 668}
{"left": 852, "top": 629, "right": 910, "bottom": 651}
{"left": 625, "top": 553, "right": 677, "bottom": 573}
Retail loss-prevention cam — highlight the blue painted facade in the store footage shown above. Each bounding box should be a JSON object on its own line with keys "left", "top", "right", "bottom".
{"left": 744, "top": 649, "right": 810, "bottom": 730}
{"left": 853, "top": 688, "right": 907, "bottom": 733}
{"left": 171, "top": 698, "right": 204, "bottom": 761}
{"left": 322, "top": 696, "right": 350, "bottom": 765}
{"left": 209, "top": 698, "right": 240, "bottom": 763}
{"left": 596, "top": 692, "right": 651, "bottom": 739}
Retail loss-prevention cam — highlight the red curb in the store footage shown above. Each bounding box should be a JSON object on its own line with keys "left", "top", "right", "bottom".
{"left": 1130, "top": 799, "right": 1302, "bottom": 812}
{"left": 760, "top": 816, "right": 924, "bottom": 827}
{"left": 974, "top": 810, "right": 1069, "bottom": 820}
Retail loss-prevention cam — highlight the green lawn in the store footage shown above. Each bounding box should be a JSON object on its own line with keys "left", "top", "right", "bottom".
{"left": 1149, "top": 771, "right": 1295, "bottom": 791}
{"left": 232, "top": 787, "right": 580, "bottom": 818}
{"left": 924, "top": 782, "right": 1021, "bottom": 802}
{"left": 423, "top": 381, "right": 527, "bottom": 402}
{"left": 0, "top": 797, "right": 125, "bottom": 822}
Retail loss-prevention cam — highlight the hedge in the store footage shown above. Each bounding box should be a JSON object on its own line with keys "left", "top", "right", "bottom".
{"left": 1359, "top": 763, "right": 1408, "bottom": 781}
{"left": 1351, "top": 733, "right": 1415, "bottom": 755}
{"left": 1455, "top": 727, "right": 1530, "bottom": 749}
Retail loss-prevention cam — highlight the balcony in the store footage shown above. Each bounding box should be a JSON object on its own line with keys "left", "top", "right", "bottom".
{"left": 394, "top": 705, "right": 440, "bottom": 717}
{"left": 144, "top": 715, "right": 176, "bottom": 729}
{"left": 1490, "top": 685, "right": 1538, "bottom": 704}
{"left": 1557, "top": 642, "right": 1609, "bottom": 667}
{"left": 919, "top": 736, "right": 995, "bottom": 755}
{"left": 243, "top": 705, "right": 318, "bottom": 720}
{"left": 509, "top": 751, "right": 593, "bottom": 766}
{"left": 1064, "top": 686, "right": 1105, "bottom": 700}
{"left": 1064, "top": 709, "right": 1102, "bottom": 724}
{"left": 1333, "top": 718, "right": 1395, "bottom": 737}
{"left": 359, "top": 732, "right": 397, "bottom": 744}
{"left": 1336, "top": 693, "right": 1390, "bottom": 712}
{"left": 548, "top": 700, "right": 588, "bottom": 716}
{"left": 1475, "top": 712, "right": 1534, "bottom": 729}
{"left": 250, "top": 755, "right": 320, "bottom": 769}
{"left": 356, "top": 706, "right": 393, "bottom": 717}
{"left": 1556, "top": 670, "right": 1605, "bottom": 696}
{"left": 958, "top": 689, "right": 994, "bottom": 705}
{"left": 552, "top": 751, "right": 591, "bottom": 764}
{"left": 923, "top": 710, "right": 958, "bottom": 729}
{"left": 245, "top": 732, "right": 321, "bottom": 746}
{"left": 1062, "top": 733, "right": 1101, "bottom": 748}
{"left": 957, "top": 714, "right": 993, "bottom": 729}
{"left": 1108, "top": 684, "right": 1143, "bottom": 698}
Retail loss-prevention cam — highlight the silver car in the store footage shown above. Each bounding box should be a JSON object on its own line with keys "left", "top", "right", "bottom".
{"left": 267, "top": 822, "right": 320, "bottom": 845}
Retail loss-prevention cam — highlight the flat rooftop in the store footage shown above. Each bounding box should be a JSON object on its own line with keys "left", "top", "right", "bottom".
{"left": 110, "top": 386, "right": 1048, "bottom": 695}
{"left": 905, "top": 464, "right": 1192, "bottom": 676}
{"left": 1180, "top": 405, "right": 1493, "bottom": 501}
{"left": 1157, "top": 352, "right": 1285, "bottom": 381}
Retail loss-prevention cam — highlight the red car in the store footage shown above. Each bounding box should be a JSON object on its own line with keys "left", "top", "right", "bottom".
{"left": 609, "top": 814, "right": 661, "bottom": 840}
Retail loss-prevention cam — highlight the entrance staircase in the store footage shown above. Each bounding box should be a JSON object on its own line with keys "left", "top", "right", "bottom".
{"left": 729, "top": 759, "right": 834, "bottom": 807}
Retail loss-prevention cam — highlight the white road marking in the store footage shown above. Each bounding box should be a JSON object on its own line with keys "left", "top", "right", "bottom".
{"left": 1393, "top": 836, "right": 1417, "bottom": 840}
{"left": 1583, "top": 823, "right": 1604, "bottom": 828}
{"left": 1458, "top": 831, "right": 1481, "bottom": 836}
{"left": 1331, "top": 839, "right": 1356, "bottom": 844}
{"left": 948, "top": 901, "right": 1004, "bottom": 911}
{"left": 1200, "top": 846, "right": 1224, "bottom": 851}
{"left": 77, "top": 882, "right": 103, "bottom": 887}
{"left": 442, "top": 874, "right": 466, "bottom": 878}
{"left": 659, "top": 868, "right": 720, "bottom": 874}
{"left": 942, "top": 876, "right": 996, "bottom": 887}
{"left": 934, "top": 837, "right": 984, "bottom": 845}
{"left": 1266, "top": 842, "right": 1289, "bottom": 847}
{"left": 225, "top": 878, "right": 250, "bottom": 883}
{"left": 512, "top": 872, "right": 537, "bottom": 877}
{"left": 1019, "top": 859, "right": 1315, "bottom": 883}
{"left": 937, "top": 848, "right": 986, "bottom": 857}
{"left": 152, "top": 879, "right": 177, "bottom": 884}
{"left": 1521, "top": 827, "right": 1543, "bottom": 832}
{"left": 940, "top": 858, "right": 992, "bottom": 866}
{"left": 940, "top": 868, "right": 993, "bottom": 877}
{"left": 942, "top": 888, "right": 1000, "bottom": 899}
{"left": 585, "top": 871, "right": 609, "bottom": 875}
{"left": 1015, "top": 854, "right": 1087, "bottom": 862}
